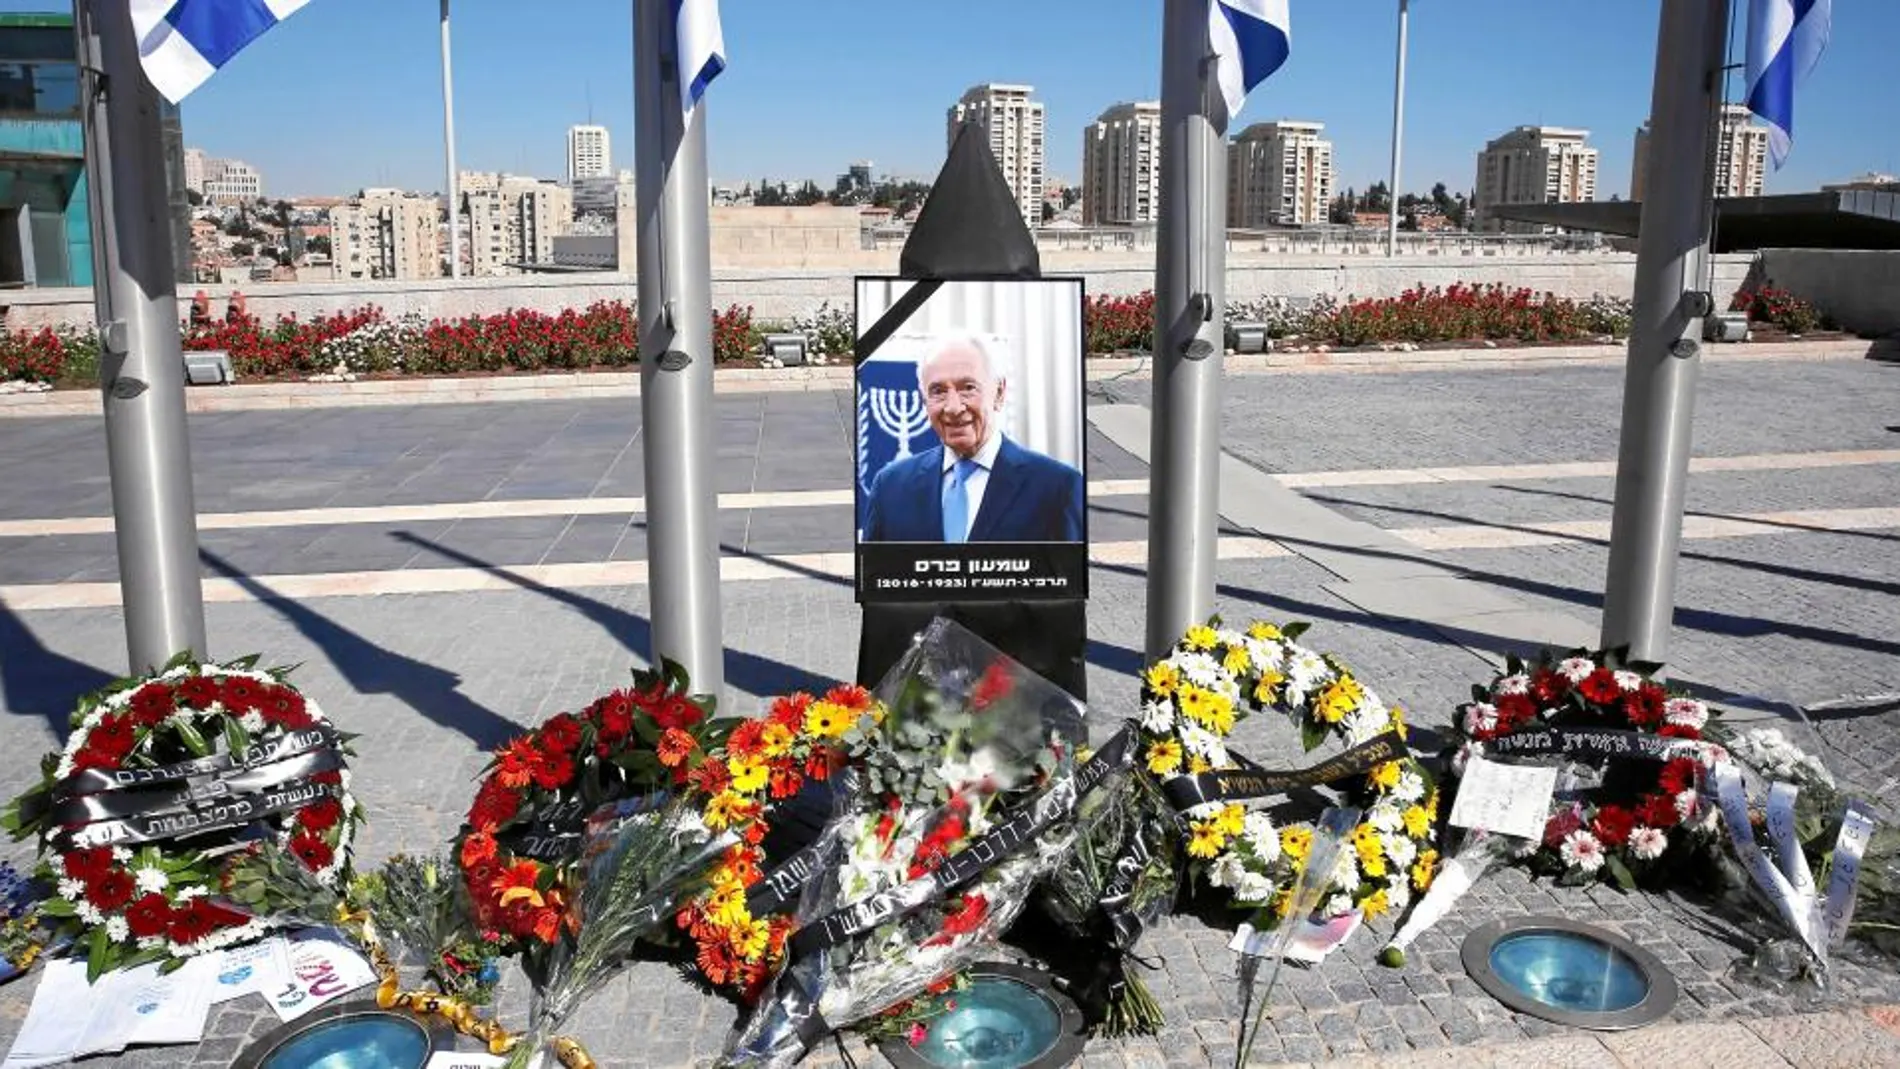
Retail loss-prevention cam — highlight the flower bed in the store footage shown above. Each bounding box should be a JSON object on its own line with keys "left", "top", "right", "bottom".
{"left": 1730, "top": 285, "right": 1824, "bottom": 334}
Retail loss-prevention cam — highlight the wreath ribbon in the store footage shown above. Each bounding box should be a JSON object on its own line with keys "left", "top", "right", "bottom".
{"left": 47, "top": 747, "right": 343, "bottom": 827}
{"left": 52, "top": 726, "right": 343, "bottom": 799}
{"left": 1158, "top": 730, "right": 1408, "bottom": 812}
{"left": 53, "top": 779, "right": 344, "bottom": 851}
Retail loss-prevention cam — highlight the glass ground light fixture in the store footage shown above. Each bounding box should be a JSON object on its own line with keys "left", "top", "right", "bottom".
{"left": 881, "top": 962, "right": 1087, "bottom": 1069}
{"left": 1462, "top": 916, "right": 1678, "bottom": 1030}
{"left": 233, "top": 1000, "right": 446, "bottom": 1069}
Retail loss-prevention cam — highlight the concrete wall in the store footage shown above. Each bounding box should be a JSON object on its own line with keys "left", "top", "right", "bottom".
{"left": 0, "top": 250, "right": 1756, "bottom": 331}
{"left": 1751, "top": 249, "right": 1900, "bottom": 337}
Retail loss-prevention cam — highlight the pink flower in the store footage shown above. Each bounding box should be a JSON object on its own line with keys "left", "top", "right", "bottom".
{"left": 1629, "top": 826, "right": 1667, "bottom": 861}
{"left": 1663, "top": 698, "right": 1708, "bottom": 731}
{"left": 907, "top": 1024, "right": 927, "bottom": 1047}
{"left": 1559, "top": 829, "right": 1605, "bottom": 874}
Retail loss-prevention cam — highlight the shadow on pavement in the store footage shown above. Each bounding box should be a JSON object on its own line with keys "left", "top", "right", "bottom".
{"left": 199, "top": 549, "right": 522, "bottom": 751}
{"left": 0, "top": 601, "right": 115, "bottom": 742}
{"left": 388, "top": 531, "right": 841, "bottom": 705}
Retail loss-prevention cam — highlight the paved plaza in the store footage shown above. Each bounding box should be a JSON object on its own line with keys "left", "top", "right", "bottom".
{"left": 0, "top": 353, "right": 1897, "bottom": 1066}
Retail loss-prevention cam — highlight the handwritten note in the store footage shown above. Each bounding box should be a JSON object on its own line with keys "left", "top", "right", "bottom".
{"left": 1449, "top": 756, "right": 1558, "bottom": 840}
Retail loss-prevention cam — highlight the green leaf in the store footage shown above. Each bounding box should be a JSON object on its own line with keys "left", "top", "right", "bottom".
{"left": 1282, "top": 621, "right": 1311, "bottom": 641}
{"left": 1604, "top": 854, "right": 1637, "bottom": 892}
{"left": 174, "top": 720, "right": 213, "bottom": 758}
{"left": 38, "top": 896, "right": 76, "bottom": 918}
{"left": 1300, "top": 716, "right": 1329, "bottom": 754}
{"left": 223, "top": 716, "right": 251, "bottom": 756}
{"left": 1505, "top": 652, "right": 1525, "bottom": 676}
{"left": 228, "top": 653, "right": 263, "bottom": 671}
{"left": 86, "top": 924, "right": 110, "bottom": 983}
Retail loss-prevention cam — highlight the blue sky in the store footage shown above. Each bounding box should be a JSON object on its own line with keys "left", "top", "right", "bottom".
{"left": 24, "top": 0, "right": 1896, "bottom": 198}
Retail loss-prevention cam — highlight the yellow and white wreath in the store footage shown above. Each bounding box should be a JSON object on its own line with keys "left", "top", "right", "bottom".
{"left": 1138, "top": 620, "right": 1439, "bottom": 925}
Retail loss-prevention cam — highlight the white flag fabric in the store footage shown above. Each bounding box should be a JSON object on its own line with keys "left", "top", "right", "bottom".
{"left": 1745, "top": 0, "right": 1831, "bottom": 169}
{"left": 130, "top": 0, "right": 314, "bottom": 104}
{"left": 1208, "top": 0, "right": 1291, "bottom": 124}
{"left": 674, "top": 0, "right": 726, "bottom": 114}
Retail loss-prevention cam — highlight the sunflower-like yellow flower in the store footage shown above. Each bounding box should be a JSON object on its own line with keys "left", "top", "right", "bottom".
{"left": 1215, "top": 804, "right": 1246, "bottom": 837}
{"left": 1187, "top": 821, "right": 1225, "bottom": 859}
{"left": 1412, "top": 849, "right": 1439, "bottom": 891}
{"left": 1280, "top": 825, "right": 1313, "bottom": 863}
{"left": 1271, "top": 888, "right": 1295, "bottom": 918}
{"left": 1179, "top": 686, "right": 1213, "bottom": 728}
{"left": 1145, "top": 739, "right": 1184, "bottom": 776}
{"left": 1188, "top": 755, "right": 1212, "bottom": 775}
{"left": 704, "top": 789, "right": 751, "bottom": 831}
{"left": 1247, "top": 622, "right": 1282, "bottom": 641}
{"left": 1354, "top": 834, "right": 1385, "bottom": 867}
{"left": 1316, "top": 676, "right": 1363, "bottom": 723}
{"left": 1402, "top": 805, "right": 1432, "bottom": 839}
{"left": 1369, "top": 761, "right": 1403, "bottom": 790}
{"left": 1184, "top": 625, "right": 1219, "bottom": 651}
{"left": 1144, "top": 661, "right": 1181, "bottom": 698}
{"left": 1352, "top": 823, "right": 1383, "bottom": 852}
{"left": 731, "top": 916, "right": 772, "bottom": 960}
{"left": 705, "top": 880, "right": 749, "bottom": 928}
{"left": 1360, "top": 888, "right": 1391, "bottom": 921}
{"left": 727, "top": 755, "right": 769, "bottom": 794}
{"left": 1425, "top": 788, "right": 1440, "bottom": 820}
{"left": 759, "top": 722, "right": 794, "bottom": 759}
{"left": 1356, "top": 839, "right": 1388, "bottom": 879}
{"left": 1253, "top": 669, "right": 1285, "bottom": 705}
{"left": 1222, "top": 644, "right": 1252, "bottom": 675}
{"left": 804, "top": 701, "right": 855, "bottom": 738}
{"left": 1203, "top": 691, "right": 1237, "bottom": 735}
{"left": 1391, "top": 703, "right": 1409, "bottom": 741}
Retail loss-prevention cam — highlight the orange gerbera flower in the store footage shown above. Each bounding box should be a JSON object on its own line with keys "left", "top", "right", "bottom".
{"left": 492, "top": 860, "right": 546, "bottom": 909}
{"left": 656, "top": 727, "right": 696, "bottom": 768}
{"left": 460, "top": 831, "right": 498, "bottom": 869}
{"left": 494, "top": 736, "right": 540, "bottom": 789}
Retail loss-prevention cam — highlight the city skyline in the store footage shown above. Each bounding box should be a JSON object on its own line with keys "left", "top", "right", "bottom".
{"left": 54, "top": 0, "right": 1898, "bottom": 201}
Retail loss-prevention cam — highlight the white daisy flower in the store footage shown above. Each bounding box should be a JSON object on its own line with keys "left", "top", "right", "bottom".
{"left": 1139, "top": 701, "right": 1174, "bottom": 734}
{"left": 1613, "top": 670, "right": 1645, "bottom": 693}
{"left": 1464, "top": 703, "right": 1499, "bottom": 735}
{"left": 137, "top": 936, "right": 166, "bottom": 953}
{"left": 1559, "top": 829, "right": 1606, "bottom": 873}
{"left": 1662, "top": 698, "right": 1707, "bottom": 731}
{"left": 1370, "top": 805, "right": 1406, "bottom": 833}
{"left": 241, "top": 710, "right": 267, "bottom": 734}
{"left": 1243, "top": 812, "right": 1280, "bottom": 862}
{"left": 1248, "top": 639, "right": 1285, "bottom": 673}
{"left": 176, "top": 885, "right": 207, "bottom": 901}
{"left": 1332, "top": 850, "right": 1360, "bottom": 887}
{"left": 1493, "top": 673, "right": 1530, "bottom": 696}
{"left": 1324, "top": 892, "right": 1355, "bottom": 917}
{"left": 1235, "top": 871, "right": 1275, "bottom": 904}
{"left": 1208, "top": 854, "right": 1248, "bottom": 889}
{"left": 111, "top": 846, "right": 132, "bottom": 863}
{"left": 56, "top": 878, "right": 84, "bottom": 902}
{"left": 1186, "top": 801, "right": 1225, "bottom": 822}
{"left": 1383, "top": 833, "right": 1418, "bottom": 870}
{"left": 1629, "top": 826, "right": 1667, "bottom": 860}
{"left": 134, "top": 867, "right": 169, "bottom": 894}
{"left": 1180, "top": 724, "right": 1221, "bottom": 759}
{"left": 76, "top": 901, "right": 104, "bottom": 925}
{"left": 105, "top": 916, "right": 130, "bottom": 943}
{"left": 1393, "top": 770, "right": 1427, "bottom": 804}
{"left": 1384, "top": 876, "right": 1412, "bottom": 913}
{"left": 1557, "top": 657, "right": 1596, "bottom": 683}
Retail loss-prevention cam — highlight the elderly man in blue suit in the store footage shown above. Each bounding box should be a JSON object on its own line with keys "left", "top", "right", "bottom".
{"left": 863, "top": 333, "right": 1084, "bottom": 543}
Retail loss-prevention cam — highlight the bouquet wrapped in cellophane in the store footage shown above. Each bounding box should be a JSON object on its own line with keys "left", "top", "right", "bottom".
{"left": 721, "top": 618, "right": 1096, "bottom": 1067}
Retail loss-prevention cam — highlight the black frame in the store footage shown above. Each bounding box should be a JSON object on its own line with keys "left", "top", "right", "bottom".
{"left": 852, "top": 275, "right": 1090, "bottom": 605}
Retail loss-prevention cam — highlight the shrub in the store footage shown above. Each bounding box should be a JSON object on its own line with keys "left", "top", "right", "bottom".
{"left": 788, "top": 301, "right": 855, "bottom": 357}
{"left": 1730, "top": 286, "right": 1821, "bottom": 334}
{"left": 712, "top": 303, "right": 760, "bottom": 362}
{"left": 1307, "top": 283, "right": 1631, "bottom": 347}
{"left": 1084, "top": 291, "right": 1155, "bottom": 353}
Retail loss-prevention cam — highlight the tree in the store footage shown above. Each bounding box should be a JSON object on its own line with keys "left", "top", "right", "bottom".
{"left": 1430, "top": 181, "right": 1453, "bottom": 214}
{"left": 231, "top": 241, "right": 255, "bottom": 257}
{"left": 223, "top": 216, "right": 249, "bottom": 238}
{"left": 755, "top": 181, "right": 786, "bottom": 207}
{"left": 306, "top": 235, "right": 331, "bottom": 255}
{"left": 1041, "top": 201, "right": 1056, "bottom": 223}
{"left": 1062, "top": 187, "right": 1081, "bottom": 209}
{"left": 1329, "top": 195, "right": 1355, "bottom": 225}
{"left": 789, "top": 180, "right": 825, "bottom": 206}
{"left": 187, "top": 189, "right": 204, "bottom": 207}
{"left": 1363, "top": 181, "right": 1390, "bottom": 213}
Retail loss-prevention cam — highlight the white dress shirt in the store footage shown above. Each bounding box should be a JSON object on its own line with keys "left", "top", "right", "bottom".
{"left": 941, "top": 430, "right": 1004, "bottom": 540}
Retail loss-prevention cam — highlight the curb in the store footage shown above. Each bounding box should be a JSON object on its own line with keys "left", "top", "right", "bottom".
{"left": 0, "top": 339, "right": 1878, "bottom": 418}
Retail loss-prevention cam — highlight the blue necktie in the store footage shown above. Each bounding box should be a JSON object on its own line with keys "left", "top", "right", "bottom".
{"left": 942, "top": 458, "right": 978, "bottom": 543}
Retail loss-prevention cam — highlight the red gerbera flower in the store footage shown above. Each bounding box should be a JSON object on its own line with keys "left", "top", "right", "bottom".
{"left": 125, "top": 893, "right": 172, "bottom": 939}
{"left": 219, "top": 676, "right": 262, "bottom": 713}
{"left": 494, "top": 736, "right": 540, "bottom": 789}
{"left": 62, "top": 846, "right": 114, "bottom": 882}
{"left": 176, "top": 675, "right": 221, "bottom": 709}
{"left": 655, "top": 727, "right": 696, "bottom": 769}
{"left": 539, "top": 713, "right": 583, "bottom": 755}
{"left": 768, "top": 693, "right": 812, "bottom": 730}
{"left": 1591, "top": 804, "right": 1635, "bottom": 848}
{"left": 128, "top": 683, "right": 175, "bottom": 727}
{"left": 697, "top": 938, "right": 736, "bottom": 986}
{"left": 654, "top": 695, "right": 703, "bottom": 732}
{"left": 528, "top": 750, "right": 574, "bottom": 791}
{"left": 767, "top": 761, "right": 803, "bottom": 800}
{"left": 1622, "top": 684, "right": 1666, "bottom": 727}
{"left": 726, "top": 719, "right": 767, "bottom": 758}
{"left": 460, "top": 831, "right": 498, "bottom": 870}
{"left": 1659, "top": 758, "right": 1700, "bottom": 797}
{"left": 971, "top": 663, "right": 1013, "bottom": 710}
{"left": 259, "top": 687, "right": 309, "bottom": 728}
{"left": 1529, "top": 669, "right": 1568, "bottom": 705}
{"left": 468, "top": 779, "right": 519, "bottom": 832}
{"left": 824, "top": 684, "right": 873, "bottom": 711}
{"left": 1543, "top": 807, "right": 1583, "bottom": 848}
{"left": 689, "top": 757, "right": 730, "bottom": 795}
{"left": 593, "top": 693, "right": 634, "bottom": 741}
{"left": 1493, "top": 693, "right": 1537, "bottom": 732}
{"left": 167, "top": 898, "right": 247, "bottom": 945}
{"left": 1578, "top": 668, "right": 1623, "bottom": 705}
{"left": 86, "top": 869, "right": 136, "bottom": 912}
{"left": 289, "top": 831, "right": 335, "bottom": 871}
{"left": 1637, "top": 792, "right": 1682, "bottom": 829}
{"left": 297, "top": 798, "right": 344, "bottom": 832}
{"left": 86, "top": 714, "right": 137, "bottom": 762}
{"left": 1658, "top": 722, "right": 1702, "bottom": 740}
{"left": 805, "top": 748, "right": 836, "bottom": 782}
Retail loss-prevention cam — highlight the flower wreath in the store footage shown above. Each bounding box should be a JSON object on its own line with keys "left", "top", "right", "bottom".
{"left": 1137, "top": 621, "right": 1438, "bottom": 925}
{"left": 453, "top": 666, "right": 722, "bottom": 954}
{"left": 1449, "top": 647, "right": 1717, "bottom": 887}
{"left": 676, "top": 686, "right": 867, "bottom": 999}
{"left": 2, "top": 656, "right": 358, "bottom": 978}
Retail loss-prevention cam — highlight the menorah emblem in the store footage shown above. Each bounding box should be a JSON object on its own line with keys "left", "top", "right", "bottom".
{"left": 868, "top": 386, "right": 929, "bottom": 459}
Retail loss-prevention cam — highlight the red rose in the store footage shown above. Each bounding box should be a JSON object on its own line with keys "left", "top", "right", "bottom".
{"left": 129, "top": 683, "right": 175, "bottom": 727}
{"left": 539, "top": 713, "right": 583, "bottom": 755}
{"left": 87, "top": 869, "right": 136, "bottom": 912}
{"left": 125, "top": 893, "right": 172, "bottom": 939}
{"left": 176, "top": 676, "right": 221, "bottom": 709}
{"left": 1493, "top": 693, "right": 1537, "bottom": 731}
{"left": 971, "top": 663, "right": 1013, "bottom": 710}
{"left": 1578, "top": 668, "right": 1622, "bottom": 705}
{"left": 62, "top": 846, "right": 114, "bottom": 882}
{"left": 219, "top": 676, "right": 262, "bottom": 713}
{"left": 1529, "top": 669, "right": 1567, "bottom": 704}
{"left": 1591, "top": 804, "right": 1636, "bottom": 848}
{"left": 289, "top": 831, "right": 335, "bottom": 872}
{"left": 298, "top": 798, "right": 344, "bottom": 832}
{"left": 1622, "top": 684, "right": 1666, "bottom": 727}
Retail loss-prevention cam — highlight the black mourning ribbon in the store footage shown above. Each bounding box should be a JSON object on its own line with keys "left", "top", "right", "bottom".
{"left": 1158, "top": 730, "right": 1410, "bottom": 812}
{"left": 1479, "top": 725, "right": 1709, "bottom": 764}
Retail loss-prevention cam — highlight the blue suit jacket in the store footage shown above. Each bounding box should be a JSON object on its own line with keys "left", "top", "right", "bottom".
{"left": 863, "top": 437, "right": 1084, "bottom": 543}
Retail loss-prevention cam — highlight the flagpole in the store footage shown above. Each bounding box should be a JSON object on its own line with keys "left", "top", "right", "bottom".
{"left": 634, "top": 0, "right": 724, "bottom": 694}
{"left": 440, "top": 0, "right": 462, "bottom": 278}
{"left": 1146, "top": 0, "right": 1227, "bottom": 660}
{"left": 1386, "top": 0, "right": 1408, "bottom": 256}
{"left": 73, "top": 0, "right": 207, "bottom": 672}
{"left": 1600, "top": 0, "right": 1729, "bottom": 662}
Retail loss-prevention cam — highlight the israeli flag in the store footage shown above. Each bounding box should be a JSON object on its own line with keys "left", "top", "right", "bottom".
{"left": 129, "top": 0, "right": 313, "bottom": 104}
{"left": 1745, "top": 0, "right": 1831, "bottom": 169}
{"left": 1209, "top": 0, "right": 1291, "bottom": 124}
{"left": 674, "top": 0, "right": 726, "bottom": 113}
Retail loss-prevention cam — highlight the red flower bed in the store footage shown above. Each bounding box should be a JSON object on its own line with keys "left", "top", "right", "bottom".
{"left": 1320, "top": 283, "right": 1596, "bottom": 347}
{"left": 1730, "top": 285, "right": 1821, "bottom": 334}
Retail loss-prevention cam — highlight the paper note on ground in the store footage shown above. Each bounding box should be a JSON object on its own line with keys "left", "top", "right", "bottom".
{"left": 2, "top": 958, "right": 95, "bottom": 1069}
{"left": 211, "top": 936, "right": 292, "bottom": 1003}
{"left": 268, "top": 931, "right": 378, "bottom": 1021}
{"left": 1449, "top": 755, "right": 1559, "bottom": 840}
{"left": 426, "top": 1053, "right": 509, "bottom": 1069}
{"left": 1229, "top": 911, "right": 1363, "bottom": 964}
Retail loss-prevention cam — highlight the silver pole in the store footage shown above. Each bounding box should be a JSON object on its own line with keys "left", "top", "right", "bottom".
{"left": 74, "top": 0, "right": 207, "bottom": 673}
{"left": 1600, "top": 0, "right": 1728, "bottom": 662}
{"left": 440, "top": 0, "right": 461, "bottom": 279}
{"left": 1146, "top": 0, "right": 1226, "bottom": 661}
{"left": 633, "top": 0, "right": 724, "bottom": 693}
{"left": 1386, "top": 0, "right": 1408, "bottom": 256}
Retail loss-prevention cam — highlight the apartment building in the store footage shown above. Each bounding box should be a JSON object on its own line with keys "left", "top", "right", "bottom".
{"left": 947, "top": 84, "right": 1046, "bottom": 229}
{"left": 567, "top": 124, "right": 611, "bottom": 183}
{"left": 330, "top": 189, "right": 440, "bottom": 281}
{"left": 1631, "top": 104, "right": 1768, "bottom": 202}
{"left": 465, "top": 174, "right": 573, "bottom": 276}
{"left": 201, "top": 158, "right": 263, "bottom": 203}
{"left": 1081, "top": 101, "right": 1161, "bottom": 226}
{"left": 1226, "top": 119, "right": 1335, "bottom": 227}
{"left": 1473, "top": 126, "right": 1598, "bottom": 233}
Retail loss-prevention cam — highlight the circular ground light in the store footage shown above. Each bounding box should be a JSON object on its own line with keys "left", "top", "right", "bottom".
{"left": 881, "top": 962, "right": 1087, "bottom": 1069}
{"left": 1462, "top": 915, "right": 1678, "bottom": 1030}
{"left": 234, "top": 1000, "right": 444, "bottom": 1069}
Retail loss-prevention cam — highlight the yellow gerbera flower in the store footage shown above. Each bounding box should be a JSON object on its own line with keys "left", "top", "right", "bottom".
{"left": 1179, "top": 686, "right": 1213, "bottom": 727}
{"left": 1271, "top": 889, "right": 1295, "bottom": 918}
{"left": 1184, "top": 625, "right": 1219, "bottom": 651}
{"left": 1352, "top": 823, "right": 1383, "bottom": 851}
{"left": 1247, "top": 622, "right": 1282, "bottom": 641}
{"left": 1188, "top": 755, "right": 1212, "bottom": 774}
{"left": 1145, "top": 740, "right": 1185, "bottom": 776}
{"left": 759, "top": 722, "right": 794, "bottom": 759}
{"left": 732, "top": 916, "right": 772, "bottom": 960}
{"left": 1316, "top": 677, "right": 1362, "bottom": 723}
{"left": 706, "top": 881, "right": 749, "bottom": 928}
{"left": 1360, "top": 888, "right": 1391, "bottom": 921}
{"left": 1391, "top": 703, "right": 1409, "bottom": 741}
{"left": 1425, "top": 789, "right": 1440, "bottom": 820}
{"left": 1412, "top": 850, "right": 1439, "bottom": 891}
{"left": 1402, "top": 805, "right": 1432, "bottom": 839}
{"left": 1370, "top": 761, "right": 1403, "bottom": 790}
{"left": 704, "top": 790, "right": 750, "bottom": 830}
{"left": 1354, "top": 835, "right": 1385, "bottom": 868}
{"left": 1204, "top": 692, "right": 1237, "bottom": 735}
{"left": 1280, "top": 825, "right": 1312, "bottom": 863}
{"left": 1144, "top": 661, "right": 1181, "bottom": 698}
{"left": 1361, "top": 854, "right": 1387, "bottom": 880}
{"left": 1222, "top": 645, "right": 1252, "bottom": 675}
{"left": 1253, "top": 669, "right": 1284, "bottom": 705}
{"left": 727, "top": 755, "right": 769, "bottom": 794}
{"left": 1215, "top": 804, "right": 1246, "bottom": 837}
{"left": 804, "top": 701, "right": 855, "bottom": 738}
{"left": 1187, "top": 821, "right": 1225, "bottom": 859}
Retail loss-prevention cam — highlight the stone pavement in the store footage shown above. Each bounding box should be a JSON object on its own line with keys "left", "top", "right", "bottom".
{"left": 0, "top": 353, "right": 1895, "bottom": 1066}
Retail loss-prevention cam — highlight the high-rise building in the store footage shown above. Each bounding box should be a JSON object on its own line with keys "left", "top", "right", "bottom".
{"left": 573, "top": 169, "right": 634, "bottom": 218}
{"left": 1472, "top": 126, "right": 1598, "bottom": 233}
{"left": 330, "top": 189, "right": 441, "bottom": 281}
{"left": 947, "top": 84, "right": 1046, "bottom": 229}
{"left": 202, "top": 158, "right": 263, "bottom": 203}
{"left": 1630, "top": 105, "right": 1768, "bottom": 202}
{"left": 1081, "top": 101, "right": 1161, "bottom": 226}
{"left": 1226, "top": 119, "right": 1335, "bottom": 227}
{"left": 465, "top": 174, "right": 573, "bottom": 275}
{"left": 567, "top": 124, "right": 610, "bottom": 183}
{"left": 183, "top": 147, "right": 207, "bottom": 195}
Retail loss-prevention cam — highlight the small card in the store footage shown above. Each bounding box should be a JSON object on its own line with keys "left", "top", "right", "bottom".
{"left": 1449, "top": 755, "right": 1559, "bottom": 840}
{"left": 267, "top": 931, "right": 378, "bottom": 1021}
{"left": 211, "top": 936, "right": 292, "bottom": 1004}
{"left": 425, "top": 1053, "right": 509, "bottom": 1069}
{"left": 1229, "top": 911, "right": 1363, "bottom": 964}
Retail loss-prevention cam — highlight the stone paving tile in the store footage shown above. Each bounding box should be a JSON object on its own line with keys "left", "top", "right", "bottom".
{"left": 1741, "top": 1010, "right": 1900, "bottom": 1069}
{"left": 1599, "top": 1019, "right": 1794, "bottom": 1068}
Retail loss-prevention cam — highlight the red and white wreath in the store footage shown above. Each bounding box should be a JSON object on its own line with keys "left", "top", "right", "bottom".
{"left": 4, "top": 657, "right": 358, "bottom": 977}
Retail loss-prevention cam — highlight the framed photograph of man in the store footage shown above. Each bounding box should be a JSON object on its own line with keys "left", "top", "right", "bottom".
{"left": 854, "top": 276, "right": 1088, "bottom": 604}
